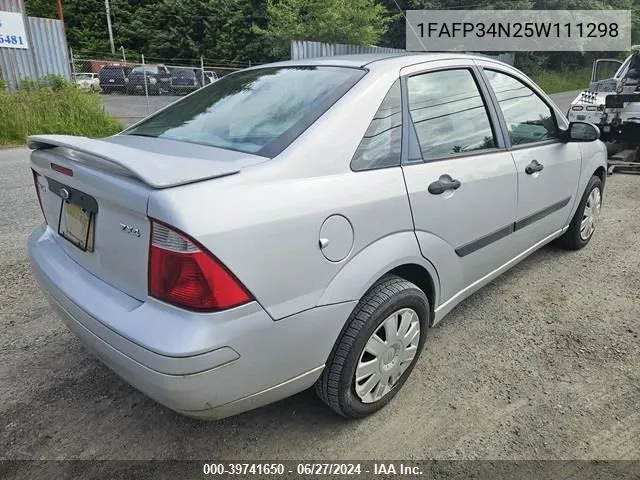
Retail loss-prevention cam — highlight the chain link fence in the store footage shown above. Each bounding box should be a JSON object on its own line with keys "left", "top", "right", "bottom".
{"left": 69, "top": 51, "right": 252, "bottom": 126}
{"left": 68, "top": 47, "right": 516, "bottom": 128}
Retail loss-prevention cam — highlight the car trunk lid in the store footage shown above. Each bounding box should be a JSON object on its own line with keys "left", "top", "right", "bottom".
{"left": 29, "top": 134, "right": 268, "bottom": 301}
{"left": 28, "top": 135, "right": 268, "bottom": 188}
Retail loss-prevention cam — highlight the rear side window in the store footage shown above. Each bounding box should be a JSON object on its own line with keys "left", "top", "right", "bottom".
{"left": 407, "top": 69, "right": 496, "bottom": 161}
{"left": 351, "top": 80, "right": 402, "bottom": 171}
{"left": 126, "top": 66, "right": 366, "bottom": 157}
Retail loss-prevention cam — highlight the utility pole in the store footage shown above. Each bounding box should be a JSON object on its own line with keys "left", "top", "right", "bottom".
{"left": 104, "top": 0, "right": 115, "bottom": 54}
{"left": 56, "top": 0, "right": 64, "bottom": 23}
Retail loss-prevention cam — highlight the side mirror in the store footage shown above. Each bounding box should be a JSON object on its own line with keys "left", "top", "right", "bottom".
{"left": 560, "top": 122, "right": 600, "bottom": 142}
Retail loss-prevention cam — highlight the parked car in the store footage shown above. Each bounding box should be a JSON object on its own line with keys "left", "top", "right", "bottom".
{"left": 73, "top": 73, "right": 100, "bottom": 92}
{"left": 27, "top": 53, "right": 607, "bottom": 421}
{"left": 203, "top": 70, "right": 218, "bottom": 84}
{"left": 126, "top": 64, "right": 171, "bottom": 95}
{"left": 98, "top": 64, "right": 131, "bottom": 94}
{"left": 169, "top": 68, "right": 201, "bottom": 95}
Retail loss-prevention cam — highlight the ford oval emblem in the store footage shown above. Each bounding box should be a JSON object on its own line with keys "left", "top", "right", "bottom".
{"left": 59, "top": 188, "right": 70, "bottom": 200}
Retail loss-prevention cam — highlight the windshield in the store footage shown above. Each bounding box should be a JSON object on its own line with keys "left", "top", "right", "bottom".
{"left": 125, "top": 66, "right": 366, "bottom": 157}
{"left": 75, "top": 74, "right": 93, "bottom": 80}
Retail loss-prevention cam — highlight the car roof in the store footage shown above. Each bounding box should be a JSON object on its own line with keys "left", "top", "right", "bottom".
{"left": 261, "top": 52, "right": 505, "bottom": 70}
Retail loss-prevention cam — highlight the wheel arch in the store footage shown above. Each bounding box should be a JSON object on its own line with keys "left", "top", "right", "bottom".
{"left": 388, "top": 264, "right": 437, "bottom": 325}
{"left": 569, "top": 143, "right": 608, "bottom": 222}
{"left": 317, "top": 232, "right": 440, "bottom": 326}
{"left": 594, "top": 165, "right": 606, "bottom": 185}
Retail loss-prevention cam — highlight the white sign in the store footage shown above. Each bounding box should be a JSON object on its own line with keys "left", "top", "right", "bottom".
{"left": 0, "top": 11, "right": 29, "bottom": 49}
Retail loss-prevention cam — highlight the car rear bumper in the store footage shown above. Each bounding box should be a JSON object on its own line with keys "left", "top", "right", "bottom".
{"left": 28, "top": 225, "right": 356, "bottom": 419}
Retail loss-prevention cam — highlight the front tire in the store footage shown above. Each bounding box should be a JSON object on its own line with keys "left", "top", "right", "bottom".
{"left": 315, "top": 275, "right": 429, "bottom": 418}
{"left": 557, "top": 175, "right": 603, "bottom": 250}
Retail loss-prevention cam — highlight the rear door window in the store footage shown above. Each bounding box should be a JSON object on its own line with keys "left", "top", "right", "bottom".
{"left": 406, "top": 69, "right": 497, "bottom": 161}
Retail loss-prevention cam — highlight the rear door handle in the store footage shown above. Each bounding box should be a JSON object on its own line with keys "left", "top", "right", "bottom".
{"left": 428, "top": 175, "right": 462, "bottom": 195}
{"left": 525, "top": 160, "right": 544, "bottom": 175}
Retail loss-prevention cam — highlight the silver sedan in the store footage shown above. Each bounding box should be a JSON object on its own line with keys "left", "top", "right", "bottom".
{"left": 27, "top": 53, "right": 607, "bottom": 420}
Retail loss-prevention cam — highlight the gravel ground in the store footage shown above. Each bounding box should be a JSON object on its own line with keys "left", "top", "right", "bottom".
{"left": 1, "top": 91, "right": 639, "bottom": 466}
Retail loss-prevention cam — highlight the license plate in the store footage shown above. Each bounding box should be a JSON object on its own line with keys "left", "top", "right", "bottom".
{"left": 136, "top": 85, "right": 143, "bottom": 89}
{"left": 108, "top": 79, "right": 115, "bottom": 83}
{"left": 59, "top": 201, "right": 94, "bottom": 251}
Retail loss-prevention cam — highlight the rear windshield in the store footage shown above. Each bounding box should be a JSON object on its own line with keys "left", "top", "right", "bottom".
{"left": 132, "top": 65, "right": 159, "bottom": 74}
{"left": 100, "top": 67, "right": 123, "bottom": 75}
{"left": 172, "top": 69, "right": 195, "bottom": 77}
{"left": 125, "top": 66, "right": 366, "bottom": 157}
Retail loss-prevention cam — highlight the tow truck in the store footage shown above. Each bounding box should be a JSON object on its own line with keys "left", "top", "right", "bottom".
{"left": 567, "top": 46, "right": 640, "bottom": 174}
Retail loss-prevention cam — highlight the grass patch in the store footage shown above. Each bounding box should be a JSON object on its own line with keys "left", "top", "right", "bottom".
{"left": 0, "top": 82, "right": 122, "bottom": 146}
{"left": 531, "top": 68, "right": 591, "bottom": 94}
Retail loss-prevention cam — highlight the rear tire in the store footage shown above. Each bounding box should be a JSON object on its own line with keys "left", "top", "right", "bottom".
{"left": 556, "top": 175, "right": 603, "bottom": 250}
{"left": 315, "top": 275, "right": 429, "bottom": 418}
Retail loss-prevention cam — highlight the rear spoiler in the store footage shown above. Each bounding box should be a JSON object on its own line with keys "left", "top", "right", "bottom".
{"left": 27, "top": 135, "right": 256, "bottom": 189}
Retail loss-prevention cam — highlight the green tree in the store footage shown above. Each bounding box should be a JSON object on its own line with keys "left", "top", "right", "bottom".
{"left": 26, "top": 0, "right": 275, "bottom": 63}
{"left": 257, "top": 0, "right": 391, "bottom": 57}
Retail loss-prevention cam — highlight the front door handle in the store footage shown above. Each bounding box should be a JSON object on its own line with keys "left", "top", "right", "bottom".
{"left": 525, "top": 160, "right": 544, "bottom": 175}
{"left": 428, "top": 175, "right": 462, "bottom": 195}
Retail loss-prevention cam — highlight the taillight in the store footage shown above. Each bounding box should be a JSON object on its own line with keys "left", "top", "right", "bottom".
{"left": 572, "top": 105, "right": 584, "bottom": 111}
{"left": 148, "top": 220, "right": 253, "bottom": 312}
{"left": 32, "top": 170, "right": 46, "bottom": 221}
